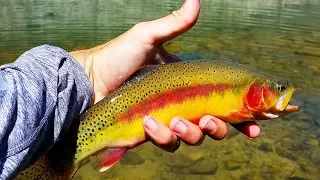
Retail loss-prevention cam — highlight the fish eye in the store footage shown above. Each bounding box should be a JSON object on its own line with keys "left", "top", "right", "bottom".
{"left": 276, "top": 81, "right": 288, "bottom": 92}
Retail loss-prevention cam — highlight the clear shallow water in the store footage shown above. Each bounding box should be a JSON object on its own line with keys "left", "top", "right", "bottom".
{"left": 1, "top": 0, "right": 320, "bottom": 179}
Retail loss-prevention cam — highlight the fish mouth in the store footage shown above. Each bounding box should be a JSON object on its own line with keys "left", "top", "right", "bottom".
{"left": 260, "top": 88, "right": 299, "bottom": 119}
{"left": 276, "top": 88, "right": 294, "bottom": 111}
{"left": 275, "top": 88, "right": 299, "bottom": 112}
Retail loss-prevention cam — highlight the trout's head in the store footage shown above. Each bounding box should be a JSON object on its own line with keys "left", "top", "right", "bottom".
{"left": 245, "top": 78, "right": 299, "bottom": 120}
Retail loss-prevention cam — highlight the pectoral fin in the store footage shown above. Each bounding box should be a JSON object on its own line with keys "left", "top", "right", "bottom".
{"left": 94, "top": 148, "right": 127, "bottom": 172}
{"left": 229, "top": 111, "right": 253, "bottom": 122}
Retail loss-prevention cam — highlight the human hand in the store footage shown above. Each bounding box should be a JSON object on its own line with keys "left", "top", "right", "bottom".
{"left": 143, "top": 115, "right": 260, "bottom": 152}
{"left": 71, "top": 0, "right": 260, "bottom": 152}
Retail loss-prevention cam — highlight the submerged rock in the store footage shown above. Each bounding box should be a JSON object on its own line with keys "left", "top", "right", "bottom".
{"left": 274, "top": 135, "right": 305, "bottom": 161}
{"left": 240, "top": 173, "right": 263, "bottom": 180}
{"left": 293, "top": 119, "right": 311, "bottom": 130}
{"left": 184, "top": 159, "right": 218, "bottom": 175}
{"left": 226, "top": 127, "right": 240, "bottom": 139}
{"left": 305, "top": 139, "right": 319, "bottom": 147}
{"left": 261, "top": 171, "right": 275, "bottom": 180}
{"left": 277, "top": 136, "right": 304, "bottom": 151}
{"left": 224, "top": 154, "right": 245, "bottom": 170}
{"left": 225, "top": 160, "right": 242, "bottom": 170}
{"left": 315, "top": 119, "right": 320, "bottom": 128}
{"left": 166, "top": 153, "right": 194, "bottom": 168}
{"left": 152, "top": 176, "right": 172, "bottom": 180}
{"left": 287, "top": 177, "right": 308, "bottom": 180}
{"left": 300, "top": 163, "right": 318, "bottom": 174}
{"left": 258, "top": 142, "right": 273, "bottom": 152}
{"left": 170, "top": 158, "right": 218, "bottom": 175}
{"left": 120, "top": 151, "right": 145, "bottom": 165}
{"left": 187, "top": 152, "right": 206, "bottom": 161}
{"left": 153, "top": 148, "right": 163, "bottom": 157}
{"left": 310, "top": 148, "right": 320, "bottom": 165}
{"left": 275, "top": 146, "right": 297, "bottom": 161}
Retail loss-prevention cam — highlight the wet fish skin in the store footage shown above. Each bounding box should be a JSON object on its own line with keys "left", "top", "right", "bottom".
{"left": 15, "top": 60, "right": 299, "bottom": 180}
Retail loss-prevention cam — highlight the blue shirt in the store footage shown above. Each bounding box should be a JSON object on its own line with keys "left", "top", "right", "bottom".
{"left": 0, "top": 45, "right": 94, "bottom": 179}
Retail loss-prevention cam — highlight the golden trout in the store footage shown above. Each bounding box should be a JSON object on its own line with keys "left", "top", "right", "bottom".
{"left": 16, "top": 60, "right": 299, "bottom": 179}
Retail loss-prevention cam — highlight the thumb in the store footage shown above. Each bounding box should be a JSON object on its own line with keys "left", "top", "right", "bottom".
{"left": 131, "top": 0, "right": 200, "bottom": 45}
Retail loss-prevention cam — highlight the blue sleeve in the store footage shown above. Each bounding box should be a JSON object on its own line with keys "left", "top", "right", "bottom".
{"left": 0, "top": 45, "right": 94, "bottom": 179}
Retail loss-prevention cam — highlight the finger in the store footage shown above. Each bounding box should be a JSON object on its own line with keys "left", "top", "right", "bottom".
{"left": 134, "top": 0, "right": 200, "bottom": 44}
{"left": 199, "top": 115, "right": 228, "bottom": 140}
{"left": 169, "top": 117, "right": 205, "bottom": 146}
{"left": 90, "top": 0, "right": 200, "bottom": 93}
{"left": 231, "top": 121, "right": 260, "bottom": 138}
{"left": 143, "top": 116, "right": 180, "bottom": 152}
{"left": 156, "top": 45, "right": 184, "bottom": 64}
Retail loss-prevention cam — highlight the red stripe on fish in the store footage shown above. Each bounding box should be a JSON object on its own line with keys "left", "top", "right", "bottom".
{"left": 119, "top": 84, "right": 232, "bottom": 122}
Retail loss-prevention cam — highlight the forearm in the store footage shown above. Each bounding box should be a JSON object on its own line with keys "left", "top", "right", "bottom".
{"left": 70, "top": 45, "right": 104, "bottom": 103}
{"left": 0, "top": 45, "right": 93, "bottom": 179}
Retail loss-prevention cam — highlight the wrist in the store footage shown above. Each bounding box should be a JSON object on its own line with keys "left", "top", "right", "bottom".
{"left": 70, "top": 48, "right": 96, "bottom": 84}
{"left": 70, "top": 44, "right": 109, "bottom": 103}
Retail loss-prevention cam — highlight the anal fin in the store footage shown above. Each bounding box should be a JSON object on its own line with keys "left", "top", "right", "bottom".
{"left": 94, "top": 148, "right": 127, "bottom": 173}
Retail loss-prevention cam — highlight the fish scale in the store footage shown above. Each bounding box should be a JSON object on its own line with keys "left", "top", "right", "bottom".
{"left": 76, "top": 61, "right": 251, "bottom": 155}
{"left": 15, "top": 60, "right": 299, "bottom": 179}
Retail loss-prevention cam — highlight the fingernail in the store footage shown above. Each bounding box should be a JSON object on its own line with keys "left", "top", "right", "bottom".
{"left": 204, "top": 119, "right": 217, "bottom": 132}
{"left": 173, "top": 120, "right": 187, "bottom": 134}
{"left": 144, "top": 116, "right": 158, "bottom": 131}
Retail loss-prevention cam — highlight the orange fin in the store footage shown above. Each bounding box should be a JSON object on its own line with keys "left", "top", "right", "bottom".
{"left": 95, "top": 148, "right": 127, "bottom": 172}
{"left": 230, "top": 111, "right": 253, "bottom": 121}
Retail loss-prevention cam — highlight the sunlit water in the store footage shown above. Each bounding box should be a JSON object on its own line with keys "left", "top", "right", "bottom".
{"left": 1, "top": 0, "right": 320, "bottom": 179}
